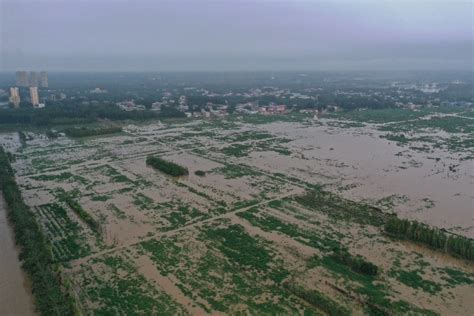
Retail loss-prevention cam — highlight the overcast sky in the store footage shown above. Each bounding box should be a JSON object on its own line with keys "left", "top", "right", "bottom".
{"left": 0, "top": 0, "right": 472, "bottom": 71}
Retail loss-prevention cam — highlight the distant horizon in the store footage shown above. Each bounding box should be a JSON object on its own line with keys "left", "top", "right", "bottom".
{"left": 1, "top": 0, "right": 472, "bottom": 72}
{"left": 1, "top": 69, "right": 472, "bottom": 74}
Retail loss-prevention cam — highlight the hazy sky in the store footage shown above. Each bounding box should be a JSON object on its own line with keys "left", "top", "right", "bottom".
{"left": 0, "top": 0, "right": 472, "bottom": 71}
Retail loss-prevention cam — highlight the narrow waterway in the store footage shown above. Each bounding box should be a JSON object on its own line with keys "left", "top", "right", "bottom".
{"left": 0, "top": 193, "right": 36, "bottom": 316}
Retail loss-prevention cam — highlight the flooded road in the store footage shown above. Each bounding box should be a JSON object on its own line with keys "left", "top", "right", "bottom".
{"left": 0, "top": 193, "right": 36, "bottom": 316}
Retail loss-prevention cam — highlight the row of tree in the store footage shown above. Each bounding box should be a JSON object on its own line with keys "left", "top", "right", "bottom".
{"left": 0, "top": 147, "right": 77, "bottom": 315}
{"left": 385, "top": 217, "right": 473, "bottom": 261}
{"left": 0, "top": 103, "right": 185, "bottom": 126}
{"left": 145, "top": 156, "right": 189, "bottom": 177}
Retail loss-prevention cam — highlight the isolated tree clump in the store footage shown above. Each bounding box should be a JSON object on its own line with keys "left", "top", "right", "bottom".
{"left": 146, "top": 156, "right": 189, "bottom": 176}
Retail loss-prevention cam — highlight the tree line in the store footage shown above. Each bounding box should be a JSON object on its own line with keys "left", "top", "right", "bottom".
{"left": 0, "top": 103, "right": 185, "bottom": 126}
{"left": 0, "top": 147, "right": 77, "bottom": 315}
{"left": 385, "top": 217, "right": 473, "bottom": 261}
{"left": 146, "top": 156, "right": 189, "bottom": 177}
{"left": 63, "top": 126, "right": 122, "bottom": 138}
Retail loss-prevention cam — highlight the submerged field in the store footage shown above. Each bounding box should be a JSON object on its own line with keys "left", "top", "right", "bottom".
{"left": 1, "top": 107, "right": 473, "bottom": 315}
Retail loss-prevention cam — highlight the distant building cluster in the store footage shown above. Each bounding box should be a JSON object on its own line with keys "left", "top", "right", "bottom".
{"left": 9, "top": 71, "right": 49, "bottom": 108}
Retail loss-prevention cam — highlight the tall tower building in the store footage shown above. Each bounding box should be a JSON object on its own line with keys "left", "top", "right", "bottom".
{"left": 30, "top": 87, "right": 39, "bottom": 106}
{"left": 9, "top": 87, "right": 21, "bottom": 108}
{"left": 39, "top": 71, "right": 49, "bottom": 88}
{"left": 30, "top": 71, "right": 39, "bottom": 87}
{"left": 15, "top": 71, "right": 29, "bottom": 87}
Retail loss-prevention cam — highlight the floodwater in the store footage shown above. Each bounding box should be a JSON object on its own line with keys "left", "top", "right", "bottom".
{"left": 253, "top": 121, "right": 474, "bottom": 237}
{"left": 0, "top": 193, "right": 36, "bottom": 316}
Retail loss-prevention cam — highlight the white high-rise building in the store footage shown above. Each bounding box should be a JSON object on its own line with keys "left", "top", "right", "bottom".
{"left": 30, "top": 86, "right": 39, "bottom": 106}
{"left": 9, "top": 87, "right": 21, "bottom": 108}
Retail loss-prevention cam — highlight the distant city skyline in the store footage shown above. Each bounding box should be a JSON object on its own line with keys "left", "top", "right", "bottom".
{"left": 1, "top": 0, "right": 472, "bottom": 71}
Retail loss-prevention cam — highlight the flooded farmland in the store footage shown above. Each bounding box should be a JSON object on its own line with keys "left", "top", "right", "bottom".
{"left": 0, "top": 109, "right": 473, "bottom": 315}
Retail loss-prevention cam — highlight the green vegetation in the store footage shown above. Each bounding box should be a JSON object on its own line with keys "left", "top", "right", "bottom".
{"left": 194, "top": 170, "right": 206, "bottom": 176}
{"left": 0, "top": 103, "right": 184, "bottom": 126}
{"left": 237, "top": 207, "right": 340, "bottom": 251}
{"left": 78, "top": 255, "right": 184, "bottom": 315}
{"left": 36, "top": 203, "right": 90, "bottom": 261}
{"left": 0, "top": 147, "right": 76, "bottom": 315}
{"left": 146, "top": 156, "right": 189, "bottom": 176}
{"left": 162, "top": 205, "right": 208, "bottom": 229}
{"left": 330, "top": 249, "right": 378, "bottom": 276}
{"left": 225, "top": 130, "right": 273, "bottom": 142}
{"left": 284, "top": 283, "right": 351, "bottom": 316}
{"left": 63, "top": 126, "right": 122, "bottom": 138}
{"left": 107, "top": 204, "right": 127, "bottom": 219}
{"left": 295, "top": 190, "right": 386, "bottom": 226}
{"left": 203, "top": 224, "right": 272, "bottom": 271}
{"left": 328, "top": 108, "right": 428, "bottom": 123}
{"left": 381, "top": 115, "right": 474, "bottom": 134}
{"left": 221, "top": 143, "right": 252, "bottom": 157}
{"left": 239, "top": 113, "right": 309, "bottom": 125}
{"left": 385, "top": 217, "right": 474, "bottom": 260}
{"left": 214, "top": 164, "right": 262, "bottom": 179}
{"left": 92, "top": 164, "right": 134, "bottom": 183}
{"left": 31, "top": 172, "right": 88, "bottom": 184}
{"left": 18, "top": 131, "right": 27, "bottom": 147}
{"left": 310, "top": 255, "right": 437, "bottom": 316}
{"left": 132, "top": 192, "right": 154, "bottom": 210}
{"left": 56, "top": 189, "right": 101, "bottom": 234}
{"left": 140, "top": 232, "right": 299, "bottom": 314}
{"left": 380, "top": 133, "right": 409, "bottom": 144}
{"left": 389, "top": 269, "right": 441, "bottom": 294}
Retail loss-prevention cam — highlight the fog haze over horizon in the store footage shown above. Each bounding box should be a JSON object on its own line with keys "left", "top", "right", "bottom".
{"left": 1, "top": 0, "right": 472, "bottom": 72}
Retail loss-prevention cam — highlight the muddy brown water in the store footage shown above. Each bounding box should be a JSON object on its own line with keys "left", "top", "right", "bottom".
{"left": 0, "top": 193, "right": 36, "bottom": 316}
